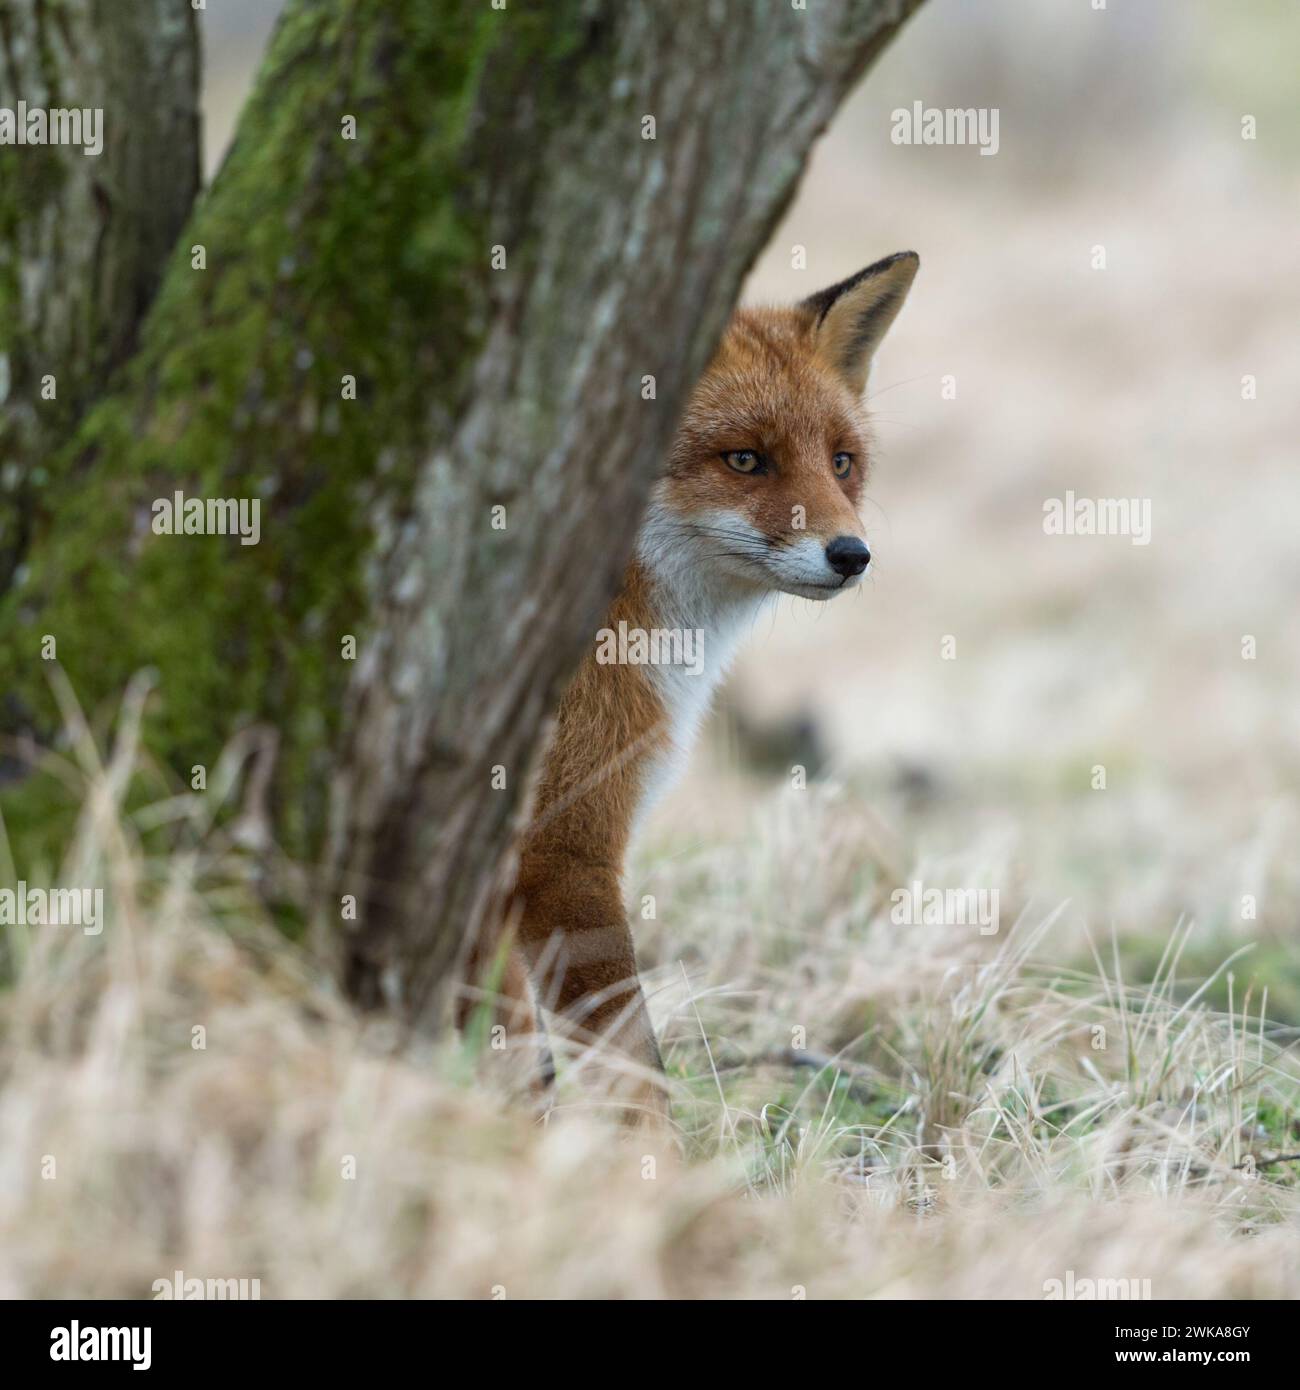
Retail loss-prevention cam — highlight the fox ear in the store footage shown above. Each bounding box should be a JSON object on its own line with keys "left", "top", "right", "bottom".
{"left": 800, "top": 251, "right": 919, "bottom": 395}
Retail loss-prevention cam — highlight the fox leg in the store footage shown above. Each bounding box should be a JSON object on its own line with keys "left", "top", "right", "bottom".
{"left": 515, "top": 859, "right": 668, "bottom": 1127}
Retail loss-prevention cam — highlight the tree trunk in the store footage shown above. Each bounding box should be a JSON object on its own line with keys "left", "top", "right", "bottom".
{"left": 0, "top": 0, "right": 199, "bottom": 591}
{"left": 0, "top": 0, "right": 923, "bottom": 1016}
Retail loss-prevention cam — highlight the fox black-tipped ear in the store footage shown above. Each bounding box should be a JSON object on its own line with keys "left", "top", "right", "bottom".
{"left": 800, "top": 251, "right": 919, "bottom": 395}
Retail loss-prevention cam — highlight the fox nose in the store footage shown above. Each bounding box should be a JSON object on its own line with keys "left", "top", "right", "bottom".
{"left": 825, "top": 535, "right": 871, "bottom": 578}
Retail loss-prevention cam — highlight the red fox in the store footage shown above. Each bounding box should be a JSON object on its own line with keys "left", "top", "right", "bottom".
{"left": 465, "top": 251, "right": 919, "bottom": 1125}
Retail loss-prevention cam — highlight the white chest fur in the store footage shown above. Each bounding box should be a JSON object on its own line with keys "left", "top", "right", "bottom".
{"left": 631, "top": 500, "right": 771, "bottom": 831}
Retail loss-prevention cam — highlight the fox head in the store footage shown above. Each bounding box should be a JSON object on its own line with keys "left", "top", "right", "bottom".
{"left": 648, "top": 251, "right": 918, "bottom": 602}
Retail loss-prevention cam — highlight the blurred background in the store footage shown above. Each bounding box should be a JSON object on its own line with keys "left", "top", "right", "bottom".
{"left": 716, "top": 0, "right": 1300, "bottom": 1023}
{"left": 733, "top": 0, "right": 1300, "bottom": 1011}
{"left": 202, "top": 0, "right": 1299, "bottom": 1007}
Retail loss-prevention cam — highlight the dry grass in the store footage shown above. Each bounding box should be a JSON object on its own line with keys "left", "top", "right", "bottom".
{"left": 2, "top": 697, "right": 1298, "bottom": 1300}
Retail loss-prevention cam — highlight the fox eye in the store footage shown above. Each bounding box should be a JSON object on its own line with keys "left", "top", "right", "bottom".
{"left": 832, "top": 452, "right": 853, "bottom": 479}
{"left": 723, "top": 450, "right": 763, "bottom": 475}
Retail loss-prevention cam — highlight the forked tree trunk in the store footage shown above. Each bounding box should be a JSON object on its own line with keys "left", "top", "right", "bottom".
{"left": 0, "top": 0, "right": 923, "bottom": 1019}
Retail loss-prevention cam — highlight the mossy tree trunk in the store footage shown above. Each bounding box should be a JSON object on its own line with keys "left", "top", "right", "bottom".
{"left": 1, "top": 0, "right": 923, "bottom": 1019}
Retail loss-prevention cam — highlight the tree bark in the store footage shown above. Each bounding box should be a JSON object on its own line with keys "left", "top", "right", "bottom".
{"left": 0, "top": 0, "right": 200, "bottom": 592}
{"left": 0, "top": 0, "right": 923, "bottom": 1017}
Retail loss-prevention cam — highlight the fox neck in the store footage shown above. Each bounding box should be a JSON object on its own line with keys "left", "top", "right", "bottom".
{"left": 627, "top": 498, "right": 771, "bottom": 829}
{"left": 633, "top": 499, "right": 770, "bottom": 665}
{"left": 520, "top": 501, "right": 768, "bottom": 872}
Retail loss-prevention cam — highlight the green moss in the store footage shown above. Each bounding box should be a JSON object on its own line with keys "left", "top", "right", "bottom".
{"left": 2, "top": 0, "right": 589, "bottom": 869}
